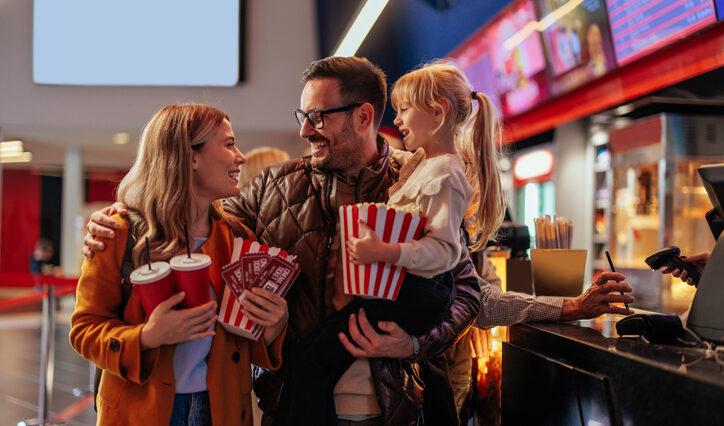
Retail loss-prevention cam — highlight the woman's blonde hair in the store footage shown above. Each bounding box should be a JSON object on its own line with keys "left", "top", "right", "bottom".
{"left": 391, "top": 60, "right": 504, "bottom": 251}
{"left": 117, "top": 103, "right": 245, "bottom": 266}
{"left": 238, "top": 147, "right": 290, "bottom": 188}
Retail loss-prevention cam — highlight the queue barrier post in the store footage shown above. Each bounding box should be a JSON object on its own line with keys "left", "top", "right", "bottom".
{"left": 15, "top": 282, "right": 65, "bottom": 426}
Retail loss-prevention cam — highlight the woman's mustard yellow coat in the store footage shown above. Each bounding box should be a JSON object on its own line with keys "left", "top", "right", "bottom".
{"left": 70, "top": 215, "right": 283, "bottom": 425}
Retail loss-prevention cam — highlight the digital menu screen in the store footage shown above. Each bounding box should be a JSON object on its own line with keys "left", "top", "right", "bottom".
{"left": 538, "top": 0, "right": 617, "bottom": 95}
{"left": 716, "top": 0, "right": 724, "bottom": 19}
{"left": 34, "top": 0, "right": 242, "bottom": 86}
{"left": 605, "top": 0, "right": 718, "bottom": 66}
{"left": 450, "top": 34, "right": 502, "bottom": 114}
{"left": 485, "top": 0, "right": 549, "bottom": 117}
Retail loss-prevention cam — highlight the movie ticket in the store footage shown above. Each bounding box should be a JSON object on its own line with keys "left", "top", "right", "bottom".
{"left": 221, "top": 253, "right": 271, "bottom": 300}
{"left": 249, "top": 256, "right": 300, "bottom": 298}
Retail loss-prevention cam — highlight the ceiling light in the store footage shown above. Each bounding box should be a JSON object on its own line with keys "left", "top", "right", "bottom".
{"left": 0, "top": 151, "right": 32, "bottom": 163}
{"left": 514, "top": 149, "right": 554, "bottom": 181}
{"left": 112, "top": 132, "right": 130, "bottom": 145}
{"left": 334, "top": 0, "right": 390, "bottom": 56}
{"left": 0, "top": 140, "right": 24, "bottom": 156}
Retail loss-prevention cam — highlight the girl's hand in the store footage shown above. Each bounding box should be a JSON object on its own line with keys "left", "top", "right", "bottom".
{"left": 346, "top": 221, "right": 400, "bottom": 264}
{"left": 239, "top": 287, "right": 288, "bottom": 345}
{"left": 140, "top": 292, "right": 217, "bottom": 349}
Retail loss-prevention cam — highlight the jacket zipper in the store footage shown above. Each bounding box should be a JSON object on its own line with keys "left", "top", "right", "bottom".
{"left": 319, "top": 173, "right": 336, "bottom": 312}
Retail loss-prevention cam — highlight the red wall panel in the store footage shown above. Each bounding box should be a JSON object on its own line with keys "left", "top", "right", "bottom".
{"left": 1, "top": 170, "right": 41, "bottom": 273}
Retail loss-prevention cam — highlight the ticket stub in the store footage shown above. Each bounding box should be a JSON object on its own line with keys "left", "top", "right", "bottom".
{"left": 221, "top": 253, "right": 271, "bottom": 299}
{"left": 221, "top": 260, "right": 247, "bottom": 300}
{"left": 240, "top": 253, "right": 270, "bottom": 289}
{"left": 249, "top": 256, "right": 300, "bottom": 298}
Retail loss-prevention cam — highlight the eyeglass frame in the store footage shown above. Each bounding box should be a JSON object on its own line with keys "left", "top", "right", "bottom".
{"left": 293, "top": 103, "right": 362, "bottom": 129}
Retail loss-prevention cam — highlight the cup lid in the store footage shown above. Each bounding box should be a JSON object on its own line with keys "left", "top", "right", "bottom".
{"left": 170, "top": 253, "right": 212, "bottom": 271}
{"left": 130, "top": 261, "right": 172, "bottom": 284}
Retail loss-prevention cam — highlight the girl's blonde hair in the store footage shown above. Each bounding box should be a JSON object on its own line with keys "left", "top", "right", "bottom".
{"left": 117, "top": 103, "right": 245, "bottom": 266}
{"left": 391, "top": 60, "right": 504, "bottom": 251}
{"left": 238, "top": 147, "right": 290, "bottom": 188}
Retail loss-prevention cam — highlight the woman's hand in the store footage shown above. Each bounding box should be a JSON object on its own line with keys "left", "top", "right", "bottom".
{"left": 140, "top": 292, "right": 217, "bottom": 349}
{"left": 239, "top": 287, "right": 288, "bottom": 345}
{"left": 346, "top": 221, "right": 400, "bottom": 264}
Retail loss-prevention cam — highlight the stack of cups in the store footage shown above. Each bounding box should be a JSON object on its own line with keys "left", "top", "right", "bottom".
{"left": 130, "top": 262, "right": 175, "bottom": 316}
{"left": 169, "top": 253, "right": 212, "bottom": 308}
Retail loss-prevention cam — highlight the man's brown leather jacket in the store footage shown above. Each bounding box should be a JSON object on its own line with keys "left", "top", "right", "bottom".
{"left": 225, "top": 138, "right": 481, "bottom": 425}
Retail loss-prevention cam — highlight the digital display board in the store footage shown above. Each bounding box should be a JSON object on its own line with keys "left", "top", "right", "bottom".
{"left": 485, "top": 0, "right": 550, "bottom": 117}
{"left": 34, "top": 0, "right": 243, "bottom": 86}
{"left": 716, "top": 0, "right": 724, "bottom": 19}
{"left": 449, "top": 34, "right": 502, "bottom": 114}
{"left": 538, "top": 0, "right": 617, "bottom": 95}
{"left": 605, "top": 0, "right": 717, "bottom": 66}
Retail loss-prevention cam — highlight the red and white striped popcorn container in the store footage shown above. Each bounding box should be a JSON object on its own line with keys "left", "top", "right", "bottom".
{"left": 218, "top": 238, "right": 294, "bottom": 341}
{"left": 340, "top": 203, "right": 426, "bottom": 300}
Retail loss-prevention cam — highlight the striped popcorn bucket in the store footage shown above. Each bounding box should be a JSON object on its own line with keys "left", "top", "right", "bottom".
{"left": 340, "top": 203, "right": 427, "bottom": 300}
{"left": 218, "top": 238, "right": 294, "bottom": 341}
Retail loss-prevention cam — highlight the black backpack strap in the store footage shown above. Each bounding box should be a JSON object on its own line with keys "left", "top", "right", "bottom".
{"left": 93, "top": 213, "right": 141, "bottom": 411}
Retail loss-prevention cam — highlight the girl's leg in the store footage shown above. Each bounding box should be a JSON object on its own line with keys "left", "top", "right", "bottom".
{"left": 275, "top": 305, "right": 358, "bottom": 425}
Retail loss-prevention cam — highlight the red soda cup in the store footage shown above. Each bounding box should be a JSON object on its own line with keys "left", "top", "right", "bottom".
{"left": 170, "top": 254, "right": 212, "bottom": 308}
{"left": 129, "top": 261, "right": 174, "bottom": 316}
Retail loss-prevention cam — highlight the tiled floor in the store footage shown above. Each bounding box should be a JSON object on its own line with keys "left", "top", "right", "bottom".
{"left": 0, "top": 311, "right": 96, "bottom": 426}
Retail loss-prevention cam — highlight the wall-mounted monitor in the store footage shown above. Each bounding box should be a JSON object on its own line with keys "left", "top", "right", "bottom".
{"left": 485, "top": 0, "right": 549, "bottom": 117}
{"left": 537, "top": 0, "right": 617, "bottom": 95}
{"left": 605, "top": 0, "right": 717, "bottom": 66}
{"left": 33, "top": 0, "right": 244, "bottom": 86}
{"left": 449, "top": 34, "right": 502, "bottom": 114}
{"left": 716, "top": 0, "right": 724, "bottom": 19}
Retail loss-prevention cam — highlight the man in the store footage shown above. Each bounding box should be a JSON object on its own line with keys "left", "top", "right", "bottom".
{"left": 84, "top": 56, "right": 633, "bottom": 425}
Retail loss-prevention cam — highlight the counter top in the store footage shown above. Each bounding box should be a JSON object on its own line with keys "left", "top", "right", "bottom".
{"left": 503, "top": 313, "right": 724, "bottom": 425}
{"left": 509, "top": 313, "right": 724, "bottom": 390}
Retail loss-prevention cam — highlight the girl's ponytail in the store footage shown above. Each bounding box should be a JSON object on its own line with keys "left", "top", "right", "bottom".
{"left": 467, "top": 92, "right": 504, "bottom": 251}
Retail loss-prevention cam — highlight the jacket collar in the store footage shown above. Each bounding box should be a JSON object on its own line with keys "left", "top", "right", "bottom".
{"left": 355, "top": 134, "right": 395, "bottom": 195}
{"left": 198, "top": 218, "right": 234, "bottom": 299}
{"left": 331, "top": 134, "right": 395, "bottom": 186}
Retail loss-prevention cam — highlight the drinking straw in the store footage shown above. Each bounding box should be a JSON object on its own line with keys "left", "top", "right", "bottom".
{"left": 184, "top": 223, "right": 191, "bottom": 259}
{"left": 145, "top": 237, "right": 152, "bottom": 271}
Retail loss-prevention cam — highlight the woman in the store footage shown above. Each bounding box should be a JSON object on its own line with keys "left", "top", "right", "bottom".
{"left": 70, "top": 104, "right": 288, "bottom": 425}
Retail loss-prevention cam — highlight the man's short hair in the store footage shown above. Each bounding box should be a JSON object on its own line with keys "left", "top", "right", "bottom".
{"left": 302, "top": 56, "right": 387, "bottom": 129}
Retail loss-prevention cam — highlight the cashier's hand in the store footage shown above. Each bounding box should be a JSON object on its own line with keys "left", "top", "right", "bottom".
{"left": 560, "top": 272, "right": 635, "bottom": 321}
{"left": 82, "top": 202, "right": 129, "bottom": 258}
{"left": 662, "top": 252, "right": 710, "bottom": 285}
{"left": 338, "top": 308, "right": 414, "bottom": 358}
{"left": 239, "top": 287, "right": 288, "bottom": 345}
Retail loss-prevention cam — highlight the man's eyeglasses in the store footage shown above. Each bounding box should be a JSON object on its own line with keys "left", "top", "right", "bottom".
{"left": 294, "top": 103, "right": 361, "bottom": 129}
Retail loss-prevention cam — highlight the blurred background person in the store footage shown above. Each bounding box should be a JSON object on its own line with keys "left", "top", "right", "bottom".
{"left": 238, "top": 147, "right": 290, "bottom": 188}
{"left": 28, "top": 238, "right": 56, "bottom": 275}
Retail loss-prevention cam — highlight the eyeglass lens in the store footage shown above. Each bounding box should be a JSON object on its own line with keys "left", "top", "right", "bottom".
{"left": 295, "top": 110, "right": 322, "bottom": 129}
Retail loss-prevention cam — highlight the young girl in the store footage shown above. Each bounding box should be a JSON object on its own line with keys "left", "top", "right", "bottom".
{"left": 276, "top": 60, "right": 504, "bottom": 425}
{"left": 70, "top": 104, "right": 288, "bottom": 425}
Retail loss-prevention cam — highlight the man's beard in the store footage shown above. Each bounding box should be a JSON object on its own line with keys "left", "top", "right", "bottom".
{"left": 309, "top": 121, "right": 362, "bottom": 173}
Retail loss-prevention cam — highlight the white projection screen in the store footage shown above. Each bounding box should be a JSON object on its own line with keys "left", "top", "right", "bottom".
{"left": 33, "top": 0, "right": 243, "bottom": 86}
